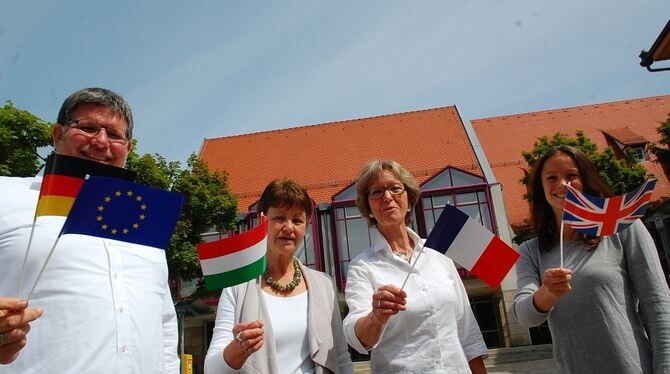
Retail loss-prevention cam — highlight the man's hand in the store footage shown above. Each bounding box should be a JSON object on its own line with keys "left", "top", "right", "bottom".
{"left": 0, "top": 298, "right": 43, "bottom": 364}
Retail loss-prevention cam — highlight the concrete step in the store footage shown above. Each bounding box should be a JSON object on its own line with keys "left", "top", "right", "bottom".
{"left": 485, "top": 344, "right": 554, "bottom": 365}
{"left": 352, "top": 344, "right": 555, "bottom": 373}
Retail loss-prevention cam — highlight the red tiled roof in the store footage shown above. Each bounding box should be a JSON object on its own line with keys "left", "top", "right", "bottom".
{"left": 602, "top": 127, "right": 648, "bottom": 146}
{"left": 472, "top": 95, "right": 670, "bottom": 229}
{"left": 200, "top": 106, "right": 484, "bottom": 209}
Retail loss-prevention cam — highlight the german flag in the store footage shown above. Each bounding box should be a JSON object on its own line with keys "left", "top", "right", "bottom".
{"left": 35, "top": 154, "right": 136, "bottom": 217}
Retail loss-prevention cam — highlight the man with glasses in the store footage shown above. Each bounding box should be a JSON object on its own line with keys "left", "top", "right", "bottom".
{"left": 0, "top": 88, "right": 180, "bottom": 373}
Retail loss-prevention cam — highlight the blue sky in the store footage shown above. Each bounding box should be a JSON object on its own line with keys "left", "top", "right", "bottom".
{"left": 2, "top": 1, "right": 669, "bottom": 165}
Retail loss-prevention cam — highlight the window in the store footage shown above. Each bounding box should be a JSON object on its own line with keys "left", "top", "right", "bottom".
{"left": 631, "top": 146, "right": 647, "bottom": 161}
{"left": 419, "top": 167, "right": 493, "bottom": 279}
{"left": 422, "top": 191, "right": 492, "bottom": 233}
{"left": 334, "top": 205, "right": 372, "bottom": 288}
{"left": 296, "top": 221, "right": 319, "bottom": 269}
{"left": 470, "top": 295, "right": 504, "bottom": 348}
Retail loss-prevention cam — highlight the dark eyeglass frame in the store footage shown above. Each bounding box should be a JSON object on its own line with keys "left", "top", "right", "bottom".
{"left": 66, "top": 119, "right": 129, "bottom": 144}
{"left": 367, "top": 184, "right": 406, "bottom": 200}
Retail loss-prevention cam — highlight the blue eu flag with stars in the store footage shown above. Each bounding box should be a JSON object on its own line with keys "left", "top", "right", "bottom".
{"left": 60, "top": 176, "right": 184, "bottom": 249}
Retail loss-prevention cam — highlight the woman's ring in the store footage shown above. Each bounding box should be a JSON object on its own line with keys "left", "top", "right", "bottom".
{"left": 235, "top": 331, "right": 243, "bottom": 344}
{"left": 378, "top": 299, "right": 382, "bottom": 309}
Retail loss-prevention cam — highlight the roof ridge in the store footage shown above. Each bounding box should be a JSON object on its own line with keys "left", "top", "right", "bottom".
{"left": 472, "top": 94, "right": 670, "bottom": 123}
{"left": 202, "top": 105, "right": 458, "bottom": 143}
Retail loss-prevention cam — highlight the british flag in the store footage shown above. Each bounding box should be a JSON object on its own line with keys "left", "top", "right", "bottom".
{"left": 562, "top": 179, "right": 657, "bottom": 236}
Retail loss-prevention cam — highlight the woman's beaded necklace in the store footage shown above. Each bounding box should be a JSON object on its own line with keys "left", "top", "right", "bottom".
{"left": 264, "top": 257, "right": 302, "bottom": 292}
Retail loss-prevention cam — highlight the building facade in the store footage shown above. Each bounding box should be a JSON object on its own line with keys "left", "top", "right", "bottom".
{"left": 180, "top": 95, "right": 670, "bottom": 373}
{"left": 181, "top": 106, "right": 523, "bottom": 372}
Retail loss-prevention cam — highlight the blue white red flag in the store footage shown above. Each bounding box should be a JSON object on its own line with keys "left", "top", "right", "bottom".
{"left": 562, "top": 179, "right": 656, "bottom": 237}
{"left": 424, "top": 204, "right": 519, "bottom": 289}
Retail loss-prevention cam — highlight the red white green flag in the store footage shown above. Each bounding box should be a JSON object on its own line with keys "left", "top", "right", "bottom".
{"left": 197, "top": 216, "right": 268, "bottom": 290}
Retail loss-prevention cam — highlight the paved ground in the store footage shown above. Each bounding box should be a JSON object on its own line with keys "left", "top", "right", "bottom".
{"left": 353, "top": 358, "right": 559, "bottom": 373}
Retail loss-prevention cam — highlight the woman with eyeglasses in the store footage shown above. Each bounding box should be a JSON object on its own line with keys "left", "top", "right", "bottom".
{"left": 204, "top": 179, "right": 353, "bottom": 374}
{"left": 342, "top": 160, "right": 488, "bottom": 373}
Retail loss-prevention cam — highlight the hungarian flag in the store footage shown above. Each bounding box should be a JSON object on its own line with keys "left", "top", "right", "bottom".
{"left": 562, "top": 179, "right": 656, "bottom": 236}
{"left": 424, "top": 204, "right": 519, "bottom": 289}
{"left": 59, "top": 176, "right": 184, "bottom": 249}
{"left": 197, "top": 216, "right": 268, "bottom": 290}
{"left": 35, "top": 154, "right": 135, "bottom": 217}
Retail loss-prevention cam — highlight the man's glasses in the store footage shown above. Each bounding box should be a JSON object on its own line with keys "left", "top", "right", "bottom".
{"left": 67, "top": 119, "right": 128, "bottom": 144}
{"left": 368, "top": 184, "right": 405, "bottom": 200}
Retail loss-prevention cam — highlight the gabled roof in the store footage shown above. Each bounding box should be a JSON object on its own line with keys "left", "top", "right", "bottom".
{"left": 601, "top": 127, "right": 648, "bottom": 146}
{"left": 472, "top": 95, "right": 670, "bottom": 229}
{"left": 200, "top": 106, "right": 484, "bottom": 209}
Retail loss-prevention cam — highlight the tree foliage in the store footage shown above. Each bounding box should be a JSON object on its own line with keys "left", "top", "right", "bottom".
{"left": 514, "top": 131, "right": 649, "bottom": 243}
{"left": 0, "top": 101, "right": 52, "bottom": 176}
{"left": 126, "top": 151, "right": 238, "bottom": 281}
{"left": 521, "top": 130, "right": 648, "bottom": 195}
{"left": 648, "top": 113, "right": 670, "bottom": 175}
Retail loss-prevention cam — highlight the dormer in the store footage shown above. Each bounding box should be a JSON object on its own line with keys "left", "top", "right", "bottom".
{"left": 601, "top": 127, "right": 650, "bottom": 161}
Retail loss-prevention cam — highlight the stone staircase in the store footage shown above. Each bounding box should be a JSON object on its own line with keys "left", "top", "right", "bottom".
{"left": 352, "top": 344, "right": 555, "bottom": 373}
{"left": 485, "top": 344, "right": 554, "bottom": 365}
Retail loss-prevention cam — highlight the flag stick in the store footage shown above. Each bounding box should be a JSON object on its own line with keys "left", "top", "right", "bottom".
{"left": 27, "top": 236, "right": 61, "bottom": 302}
{"left": 17, "top": 221, "right": 38, "bottom": 297}
{"left": 386, "top": 240, "right": 426, "bottom": 347}
{"left": 560, "top": 182, "right": 570, "bottom": 269}
{"left": 400, "top": 242, "right": 427, "bottom": 290}
{"left": 560, "top": 220, "right": 564, "bottom": 269}
{"left": 257, "top": 274, "right": 263, "bottom": 321}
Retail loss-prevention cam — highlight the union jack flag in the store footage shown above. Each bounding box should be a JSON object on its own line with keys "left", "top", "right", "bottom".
{"left": 562, "top": 179, "right": 656, "bottom": 236}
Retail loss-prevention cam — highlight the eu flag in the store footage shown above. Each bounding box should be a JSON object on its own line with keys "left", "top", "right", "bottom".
{"left": 60, "top": 176, "right": 184, "bottom": 249}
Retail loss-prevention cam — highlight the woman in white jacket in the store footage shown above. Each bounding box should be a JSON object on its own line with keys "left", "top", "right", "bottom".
{"left": 205, "top": 179, "right": 353, "bottom": 374}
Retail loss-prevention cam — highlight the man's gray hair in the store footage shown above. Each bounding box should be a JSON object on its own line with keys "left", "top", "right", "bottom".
{"left": 57, "top": 87, "right": 134, "bottom": 140}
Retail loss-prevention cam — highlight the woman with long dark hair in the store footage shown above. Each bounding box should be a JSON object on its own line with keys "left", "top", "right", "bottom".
{"left": 513, "top": 145, "right": 670, "bottom": 373}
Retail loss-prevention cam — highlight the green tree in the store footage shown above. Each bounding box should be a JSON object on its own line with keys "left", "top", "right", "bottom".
{"left": 0, "top": 101, "right": 52, "bottom": 176}
{"left": 126, "top": 150, "right": 238, "bottom": 281}
{"left": 171, "top": 154, "right": 238, "bottom": 280}
{"left": 648, "top": 113, "right": 670, "bottom": 175}
{"left": 521, "top": 130, "right": 648, "bottom": 195}
{"left": 514, "top": 131, "right": 649, "bottom": 244}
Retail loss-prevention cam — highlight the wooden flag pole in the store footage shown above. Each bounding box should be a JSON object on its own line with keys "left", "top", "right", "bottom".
{"left": 400, "top": 242, "right": 427, "bottom": 291}
{"left": 560, "top": 220, "right": 565, "bottom": 269}
{"left": 560, "top": 181, "right": 570, "bottom": 269}
{"left": 17, "top": 221, "right": 38, "bottom": 297}
{"left": 27, "top": 236, "right": 61, "bottom": 302}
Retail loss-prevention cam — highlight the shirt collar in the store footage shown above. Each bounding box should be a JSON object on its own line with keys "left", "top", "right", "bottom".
{"left": 370, "top": 226, "right": 424, "bottom": 254}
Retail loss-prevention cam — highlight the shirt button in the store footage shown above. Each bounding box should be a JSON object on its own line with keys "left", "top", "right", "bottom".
{"left": 121, "top": 345, "right": 128, "bottom": 352}
{"left": 119, "top": 306, "right": 125, "bottom": 313}
{"left": 113, "top": 273, "right": 119, "bottom": 279}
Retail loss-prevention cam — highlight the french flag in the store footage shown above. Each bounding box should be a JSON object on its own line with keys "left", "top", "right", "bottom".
{"left": 424, "top": 204, "right": 519, "bottom": 289}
